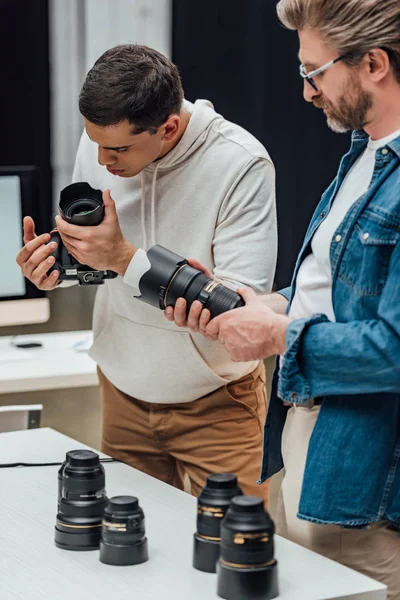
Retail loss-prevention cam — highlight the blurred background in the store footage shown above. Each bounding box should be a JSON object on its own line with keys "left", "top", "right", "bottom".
{"left": 0, "top": 0, "right": 349, "bottom": 452}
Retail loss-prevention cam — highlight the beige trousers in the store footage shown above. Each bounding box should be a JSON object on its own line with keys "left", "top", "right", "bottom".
{"left": 276, "top": 405, "right": 400, "bottom": 600}
{"left": 98, "top": 361, "right": 269, "bottom": 503}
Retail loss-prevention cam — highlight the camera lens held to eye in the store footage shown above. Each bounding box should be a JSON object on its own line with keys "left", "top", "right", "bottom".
{"left": 47, "top": 182, "right": 118, "bottom": 285}
{"left": 193, "top": 474, "right": 243, "bottom": 573}
{"left": 99, "top": 496, "right": 149, "bottom": 566}
{"left": 217, "top": 496, "right": 279, "bottom": 600}
{"left": 54, "top": 450, "right": 108, "bottom": 551}
{"left": 138, "top": 245, "right": 245, "bottom": 319}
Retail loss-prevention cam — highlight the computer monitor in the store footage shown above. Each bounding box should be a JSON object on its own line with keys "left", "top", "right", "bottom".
{"left": 0, "top": 166, "right": 50, "bottom": 326}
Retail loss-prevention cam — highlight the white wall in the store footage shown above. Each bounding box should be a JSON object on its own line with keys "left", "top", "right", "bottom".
{"left": 49, "top": 0, "right": 172, "bottom": 208}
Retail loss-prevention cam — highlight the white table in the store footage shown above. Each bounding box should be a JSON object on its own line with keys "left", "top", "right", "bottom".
{"left": 0, "top": 331, "right": 98, "bottom": 394}
{"left": 0, "top": 428, "right": 386, "bottom": 600}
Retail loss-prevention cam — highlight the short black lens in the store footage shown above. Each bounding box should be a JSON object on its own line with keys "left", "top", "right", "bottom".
{"left": 54, "top": 450, "right": 108, "bottom": 551}
{"left": 59, "top": 182, "right": 104, "bottom": 226}
{"left": 99, "top": 496, "right": 149, "bottom": 566}
{"left": 217, "top": 496, "right": 279, "bottom": 600}
{"left": 193, "top": 474, "right": 243, "bottom": 573}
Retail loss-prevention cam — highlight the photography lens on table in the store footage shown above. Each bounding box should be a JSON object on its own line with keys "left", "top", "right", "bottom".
{"left": 99, "top": 496, "right": 149, "bottom": 566}
{"left": 217, "top": 496, "right": 279, "bottom": 600}
{"left": 55, "top": 450, "right": 108, "bottom": 551}
{"left": 193, "top": 474, "right": 243, "bottom": 573}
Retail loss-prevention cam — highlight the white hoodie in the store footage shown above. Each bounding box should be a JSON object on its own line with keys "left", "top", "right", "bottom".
{"left": 72, "top": 99, "right": 277, "bottom": 403}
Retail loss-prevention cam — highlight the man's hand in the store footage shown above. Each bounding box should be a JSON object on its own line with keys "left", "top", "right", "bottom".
{"left": 16, "top": 216, "right": 60, "bottom": 290}
{"left": 206, "top": 287, "right": 289, "bottom": 362}
{"left": 164, "top": 258, "right": 216, "bottom": 339}
{"left": 55, "top": 189, "right": 136, "bottom": 276}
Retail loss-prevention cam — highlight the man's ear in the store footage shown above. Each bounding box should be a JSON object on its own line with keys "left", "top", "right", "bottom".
{"left": 365, "top": 48, "right": 392, "bottom": 83}
{"left": 161, "top": 114, "right": 180, "bottom": 141}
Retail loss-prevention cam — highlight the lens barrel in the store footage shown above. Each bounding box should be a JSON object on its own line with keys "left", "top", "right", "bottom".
{"left": 59, "top": 182, "right": 104, "bottom": 226}
{"left": 217, "top": 496, "right": 279, "bottom": 600}
{"left": 193, "top": 474, "right": 243, "bottom": 573}
{"left": 55, "top": 450, "right": 108, "bottom": 551}
{"left": 138, "top": 245, "right": 245, "bottom": 318}
{"left": 99, "top": 496, "right": 149, "bottom": 566}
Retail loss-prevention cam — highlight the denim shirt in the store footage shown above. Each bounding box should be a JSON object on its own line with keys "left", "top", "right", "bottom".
{"left": 260, "top": 130, "right": 400, "bottom": 527}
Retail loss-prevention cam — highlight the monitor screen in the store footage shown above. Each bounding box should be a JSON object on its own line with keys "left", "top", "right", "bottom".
{"left": 1, "top": 175, "right": 25, "bottom": 298}
{"left": 0, "top": 166, "right": 50, "bottom": 326}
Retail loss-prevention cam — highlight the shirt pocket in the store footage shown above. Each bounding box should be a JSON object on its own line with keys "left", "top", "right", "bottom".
{"left": 338, "top": 209, "right": 400, "bottom": 296}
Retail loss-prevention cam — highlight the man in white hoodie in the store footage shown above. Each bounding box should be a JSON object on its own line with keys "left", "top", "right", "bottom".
{"left": 16, "top": 44, "right": 277, "bottom": 500}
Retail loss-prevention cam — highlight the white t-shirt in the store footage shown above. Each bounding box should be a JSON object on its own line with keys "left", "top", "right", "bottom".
{"left": 290, "top": 129, "right": 400, "bottom": 322}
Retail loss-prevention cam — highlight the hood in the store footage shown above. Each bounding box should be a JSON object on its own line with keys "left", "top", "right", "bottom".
{"left": 140, "top": 99, "right": 223, "bottom": 249}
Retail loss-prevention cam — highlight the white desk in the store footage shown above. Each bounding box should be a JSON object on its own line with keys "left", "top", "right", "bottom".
{"left": 0, "top": 331, "right": 98, "bottom": 394}
{"left": 0, "top": 428, "right": 386, "bottom": 600}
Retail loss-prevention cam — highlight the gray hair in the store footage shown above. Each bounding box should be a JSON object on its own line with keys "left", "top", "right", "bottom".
{"left": 276, "top": 0, "right": 400, "bottom": 82}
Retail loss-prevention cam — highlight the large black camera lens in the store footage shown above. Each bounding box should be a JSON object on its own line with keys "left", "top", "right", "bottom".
{"left": 217, "top": 496, "right": 279, "bottom": 600}
{"left": 193, "top": 474, "right": 243, "bottom": 573}
{"left": 59, "top": 182, "right": 104, "bottom": 226}
{"left": 55, "top": 450, "right": 108, "bottom": 551}
{"left": 99, "top": 496, "right": 149, "bottom": 566}
{"left": 138, "top": 245, "right": 245, "bottom": 319}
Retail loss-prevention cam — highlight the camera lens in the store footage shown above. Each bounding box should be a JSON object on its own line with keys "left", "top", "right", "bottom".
{"left": 193, "top": 474, "right": 243, "bottom": 573}
{"left": 138, "top": 245, "right": 245, "bottom": 319}
{"left": 59, "top": 182, "right": 104, "bottom": 226}
{"left": 54, "top": 450, "right": 108, "bottom": 551}
{"left": 217, "top": 496, "right": 279, "bottom": 600}
{"left": 99, "top": 496, "right": 149, "bottom": 566}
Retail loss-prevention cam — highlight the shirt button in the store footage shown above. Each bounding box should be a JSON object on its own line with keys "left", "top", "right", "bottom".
{"left": 363, "top": 232, "right": 370, "bottom": 240}
{"left": 335, "top": 234, "right": 342, "bottom": 243}
{"left": 381, "top": 148, "right": 389, "bottom": 155}
{"left": 290, "top": 392, "right": 298, "bottom": 400}
{"left": 320, "top": 212, "right": 326, "bottom": 218}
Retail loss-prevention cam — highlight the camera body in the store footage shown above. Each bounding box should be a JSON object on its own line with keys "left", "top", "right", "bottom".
{"left": 48, "top": 182, "right": 118, "bottom": 285}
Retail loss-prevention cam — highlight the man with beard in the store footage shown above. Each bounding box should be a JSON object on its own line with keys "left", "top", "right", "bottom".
{"left": 169, "top": 0, "right": 400, "bottom": 596}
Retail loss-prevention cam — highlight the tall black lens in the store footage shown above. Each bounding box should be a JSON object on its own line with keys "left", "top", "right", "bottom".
{"left": 99, "top": 496, "right": 149, "bottom": 566}
{"left": 54, "top": 450, "right": 108, "bottom": 551}
{"left": 193, "top": 474, "right": 243, "bottom": 573}
{"left": 217, "top": 496, "right": 279, "bottom": 600}
{"left": 59, "top": 182, "right": 104, "bottom": 226}
{"left": 138, "top": 245, "right": 245, "bottom": 319}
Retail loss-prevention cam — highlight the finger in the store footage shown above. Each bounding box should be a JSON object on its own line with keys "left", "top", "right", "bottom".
{"left": 23, "top": 216, "right": 36, "bottom": 244}
{"left": 22, "top": 241, "right": 58, "bottom": 278}
{"left": 164, "top": 306, "right": 174, "bottom": 321}
{"left": 206, "top": 314, "right": 222, "bottom": 337}
{"left": 174, "top": 298, "right": 187, "bottom": 327}
{"left": 187, "top": 258, "right": 213, "bottom": 279}
{"left": 31, "top": 255, "right": 57, "bottom": 285}
{"left": 187, "top": 300, "right": 203, "bottom": 332}
{"left": 198, "top": 308, "right": 211, "bottom": 333}
{"left": 55, "top": 215, "right": 85, "bottom": 240}
{"left": 39, "top": 270, "right": 60, "bottom": 290}
{"left": 103, "top": 189, "right": 117, "bottom": 218}
{"left": 16, "top": 233, "right": 51, "bottom": 266}
{"left": 237, "top": 286, "right": 257, "bottom": 304}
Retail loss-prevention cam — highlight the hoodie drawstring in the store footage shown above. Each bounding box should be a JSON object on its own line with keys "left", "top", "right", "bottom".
{"left": 150, "top": 163, "right": 160, "bottom": 248}
{"left": 141, "top": 164, "right": 160, "bottom": 250}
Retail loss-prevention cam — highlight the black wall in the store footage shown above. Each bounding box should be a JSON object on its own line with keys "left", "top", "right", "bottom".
{"left": 0, "top": 0, "right": 52, "bottom": 234}
{"left": 173, "top": 0, "right": 350, "bottom": 288}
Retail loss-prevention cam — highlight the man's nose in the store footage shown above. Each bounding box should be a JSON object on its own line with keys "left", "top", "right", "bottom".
{"left": 303, "top": 80, "right": 320, "bottom": 103}
{"left": 97, "top": 147, "right": 117, "bottom": 166}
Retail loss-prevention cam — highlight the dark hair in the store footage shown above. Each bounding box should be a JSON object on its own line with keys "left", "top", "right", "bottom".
{"left": 79, "top": 44, "right": 184, "bottom": 134}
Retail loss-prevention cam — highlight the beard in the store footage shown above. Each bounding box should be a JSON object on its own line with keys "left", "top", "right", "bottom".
{"left": 313, "top": 75, "right": 373, "bottom": 133}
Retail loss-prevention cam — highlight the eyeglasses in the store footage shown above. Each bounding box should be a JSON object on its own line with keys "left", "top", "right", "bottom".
{"left": 299, "top": 55, "right": 348, "bottom": 91}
